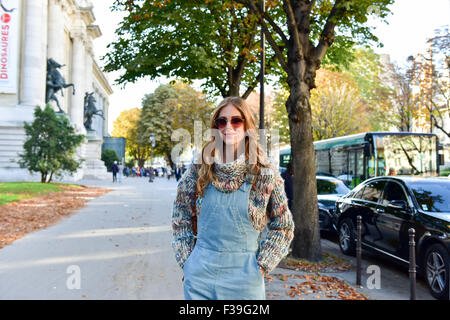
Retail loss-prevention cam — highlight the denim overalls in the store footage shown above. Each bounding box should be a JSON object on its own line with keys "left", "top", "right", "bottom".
{"left": 182, "top": 176, "right": 265, "bottom": 300}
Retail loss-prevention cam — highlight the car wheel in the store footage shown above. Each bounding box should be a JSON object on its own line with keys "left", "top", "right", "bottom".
{"left": 424, "top": 244, "right": 449, "bottom": 300}
{"left": 338, "top": 218, "right": 356, "bottom": 256}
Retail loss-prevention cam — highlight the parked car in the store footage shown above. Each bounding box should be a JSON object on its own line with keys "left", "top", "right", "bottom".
{"left": 335, "top": 176, "right": 450, "bottom": 300}
{"left": 316, "top": 175, "right": 351, "bottom": 232}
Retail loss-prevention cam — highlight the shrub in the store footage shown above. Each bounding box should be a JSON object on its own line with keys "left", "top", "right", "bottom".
{"left": 101, "top": 149, "right": 120, "bottom": 172}
{"left": 18, "top": 105, "right": 85, "bottom": 183}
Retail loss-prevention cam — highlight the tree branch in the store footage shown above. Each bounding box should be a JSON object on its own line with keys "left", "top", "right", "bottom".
{"left": 240, "top": 0, "right": 289, "bottom": 72}
{"left": 242, "top": 51, "right": 280, "bottom": 98}
{"left": 282, "top": 0, "right": 303, "bottom": 60}
{"left": 235, "top": 0, "right": 289, "bottom": 45}
{"left": 313, "top": 0, "right": 346, "bottom": 62}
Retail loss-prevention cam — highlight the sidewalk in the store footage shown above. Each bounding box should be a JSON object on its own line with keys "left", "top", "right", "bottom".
{"left": 266, "top": 237, "right": 434, "bottom": 300}
{"left": 0, "top": 176, "right": 184, "bottom": 299}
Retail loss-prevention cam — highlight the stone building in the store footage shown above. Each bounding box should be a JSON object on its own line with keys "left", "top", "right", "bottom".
{"left": 0, "top": 0, "right": 112, "bottom": 181}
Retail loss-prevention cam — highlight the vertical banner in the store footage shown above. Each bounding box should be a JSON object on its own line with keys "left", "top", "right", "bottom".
{"left": 0, "top": 0, "right": 19, "bottom": 94}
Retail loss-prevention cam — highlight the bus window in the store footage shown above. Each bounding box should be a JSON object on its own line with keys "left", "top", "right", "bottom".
{"left": 330, "top": 148, "right": 348, "bottom": 178}
{"left": 316, "top": 150, "right": 331, "bottom": 175}
{"left": 348, "top": 149, "right": 364, "bottom": 188}
{"left": 280, "top": 153, "right": 291, "bottom": 170}
{"left": 374, "top": 135, "right": 437, "bottom": 176}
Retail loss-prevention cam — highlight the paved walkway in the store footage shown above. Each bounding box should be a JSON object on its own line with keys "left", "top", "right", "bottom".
{"left": 0, "top": 176, "right": 184, "bottom": 299}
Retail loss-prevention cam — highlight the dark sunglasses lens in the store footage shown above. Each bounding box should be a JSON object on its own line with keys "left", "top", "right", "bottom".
{"left": 230, "top": 118, "right": 244, "bottom": 127}
{"left": 215, "top": 118, "right": 227, "bottom": 128}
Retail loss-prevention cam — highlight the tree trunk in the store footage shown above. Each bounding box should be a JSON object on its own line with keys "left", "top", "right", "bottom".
{"left": 41, "top": 172, "right": 47, "bottom": 183}
{"left": 229, "top": 80, "right": 240, "bottom": 97}
{"left": 286, "top": 65, "right": 322, "bottom": 262}
{"left": 138, "top": 158, "right": 146, "bottom": 168}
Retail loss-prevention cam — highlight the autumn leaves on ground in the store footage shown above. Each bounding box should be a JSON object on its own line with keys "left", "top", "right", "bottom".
{"left": 0, "top": 182, "right": 110, "bottom": 249}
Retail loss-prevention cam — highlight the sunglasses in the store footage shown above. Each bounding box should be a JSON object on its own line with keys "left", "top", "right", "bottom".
{"left": 214, "top": 116, "right": 245, "bottom": 129}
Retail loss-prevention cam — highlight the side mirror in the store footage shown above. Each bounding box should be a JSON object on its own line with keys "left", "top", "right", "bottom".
{"left": 388, "top": 200, "right": 408, "bottom": 211}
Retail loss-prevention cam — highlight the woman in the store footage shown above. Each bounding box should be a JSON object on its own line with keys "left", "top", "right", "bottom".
{"left": 171, "top": 96, "right": 294, "bottom": 300}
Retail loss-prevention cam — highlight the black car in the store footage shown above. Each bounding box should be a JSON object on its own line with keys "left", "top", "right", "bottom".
{"left": 317, "top": 175, "right": 351, "bottom": 232}
{"left": 335, "top": 176, "right": 450, "bottom": 300}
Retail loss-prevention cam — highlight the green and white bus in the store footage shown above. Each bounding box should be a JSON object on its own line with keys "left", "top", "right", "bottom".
{"left": 279, "top": 132, "right": 440, "bottom": 188}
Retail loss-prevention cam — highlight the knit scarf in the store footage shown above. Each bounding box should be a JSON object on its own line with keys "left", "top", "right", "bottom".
{"left": 212, "top": 153, "right": 248, "bottom": 193}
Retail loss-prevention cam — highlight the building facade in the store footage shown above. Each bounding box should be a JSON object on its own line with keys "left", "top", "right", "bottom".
{"left": 0, "top": 0, "right": 112, "bottom": 181}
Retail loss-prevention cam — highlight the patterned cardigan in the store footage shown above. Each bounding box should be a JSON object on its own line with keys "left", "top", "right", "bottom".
{"left": 171, "top": 155, "right": 295, "bottom": 273}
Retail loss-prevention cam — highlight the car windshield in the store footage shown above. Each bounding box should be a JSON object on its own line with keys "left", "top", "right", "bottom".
{"left": 317, "top": 178, "right": 351, "bottom": 195}
{"left": 409, "top": 181, "right": 450, "bottom": 212}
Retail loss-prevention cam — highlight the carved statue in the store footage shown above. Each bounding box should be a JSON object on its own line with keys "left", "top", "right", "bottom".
{"left": 84, "top": 92, "right": 105, "bottom": 131}
{"left": 0, "top": 0, "right": 15, "bottom": 12}
{"left": 45, "top": 58, "right": 75, "bottom": 113}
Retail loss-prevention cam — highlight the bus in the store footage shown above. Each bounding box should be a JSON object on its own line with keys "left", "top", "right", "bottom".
{"left": 279, "top": 132, "right": 440, "bottom": 188}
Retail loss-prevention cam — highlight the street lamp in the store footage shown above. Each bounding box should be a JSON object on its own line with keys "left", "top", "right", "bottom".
{"left": 149, "top": 132, "right": 155, "bottom": 182}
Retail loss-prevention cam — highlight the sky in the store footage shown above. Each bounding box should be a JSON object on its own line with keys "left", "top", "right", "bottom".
{"left": 91, "top": 0, "right": 450, "bottom": 134}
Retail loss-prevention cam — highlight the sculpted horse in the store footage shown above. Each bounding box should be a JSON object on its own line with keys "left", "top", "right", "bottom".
{"left": 46, "top": 58, "right": 75, "bottom": 113}
{"left": 84, "top": 92, "right": 105, "bottom": 131}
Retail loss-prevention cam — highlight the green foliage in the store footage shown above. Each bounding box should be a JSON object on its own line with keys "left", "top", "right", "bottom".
{"left": 103, "top": 0, "right": 282, "bottom": 97}
{"left": 101, "top": 149, "right": 120, "bottom": 172}
{"left": 341, "top": 47, "right": 392, "bottom": 131}
{"left": 17, "top": 105, "right": 85, "bottom": 183}
{"left": 270, "top": 88, "right": 290, "bottom": 145}
{"left": 140, "top": 81, "right": 214, "bottom": 166}
{"left": 111, "top": 108, "right": 151, "bottom": 167}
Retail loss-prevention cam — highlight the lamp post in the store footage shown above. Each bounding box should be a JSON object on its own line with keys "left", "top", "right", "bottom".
{"left": 259, "top": 0, "right": 265, "bottom": 134}
{"left": 149, "top": 132, "right": 155, "bottom": 182}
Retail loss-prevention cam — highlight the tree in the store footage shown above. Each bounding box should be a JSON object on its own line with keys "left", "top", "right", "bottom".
{"left": 310, "top": 69, "right": 370, "bottom": 140}
{"left": 271, "top": 88, "right": 291, "bottom": 145}
{"left": 381, "top": 57, "right": 418, "bottom": 132}
{"left": 101, "top": 149, "right": 120, "bottom": 172}
{"left": 238, "top": 0, "right": 394, "bottom": 261}
{"left": 18, "top": 105, "right": 85, "bottom": 183}
{"left": 342, "top": 48, "right": 392, "bottom": 131}
{"left": 272, "top": 68, "right": 371, "bottom": 142}
{"left": 413, "top": 28, "right": 449, "bottom": 137}
{"left": 103, "top": 0, "right": 282, "bottom": 97}
{"left": 140, "top": 82, "right": 214, "bottom": 167}
{"left": 111, "top": 108, "right": 152, "bottom": 168}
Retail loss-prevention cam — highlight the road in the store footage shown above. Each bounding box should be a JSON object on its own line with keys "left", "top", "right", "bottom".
{"left": 0, "top": 176, "right": 184, "bottom": 299}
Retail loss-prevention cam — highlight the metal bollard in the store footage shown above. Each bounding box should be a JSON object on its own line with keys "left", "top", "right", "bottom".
{"left": 409, "top": 228, "right": 416, "bottom": 300}
{"left": 356, "top": 215, "right": 362, "bottom": 286}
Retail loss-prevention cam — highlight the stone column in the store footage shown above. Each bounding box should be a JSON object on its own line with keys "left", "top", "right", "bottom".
{"left": 85, "top": 46, "right": 93, "bottom": 93}
{"left": 47, "top": 0, "right": 66, "bottom": 112}
{"left": 103, "top": 100, "right": 110, "bottom": 136}
{"left": 47, "top": 0, "right": 65, "bottom": 63}
{"left": 21, "top": 0, "right": 48, "bottom": 107}
{"left": 70, "top": 30, "right": 86, "bottom": 135}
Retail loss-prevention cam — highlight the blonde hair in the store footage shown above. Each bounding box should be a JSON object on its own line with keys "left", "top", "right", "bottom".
{"left": 196, "top": 96, "right": 269, "bottom": 197}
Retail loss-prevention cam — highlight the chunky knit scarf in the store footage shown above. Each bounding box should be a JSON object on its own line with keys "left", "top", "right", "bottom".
{"left": 212, "top": 153, "right": 248, "bottom": 193}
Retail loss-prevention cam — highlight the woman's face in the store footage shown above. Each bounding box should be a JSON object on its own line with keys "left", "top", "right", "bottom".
{"left": 215, "top": 104, "right": 246, "bottom": 147}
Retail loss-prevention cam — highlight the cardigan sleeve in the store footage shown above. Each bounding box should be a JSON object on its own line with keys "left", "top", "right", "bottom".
{"left": 256, "top": 170, "right": 295, "bottom": 273}
{"left": 171, "top": 165, "right": 198, "bottom": 269}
